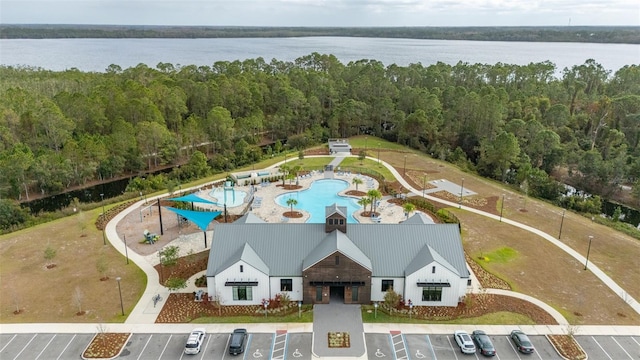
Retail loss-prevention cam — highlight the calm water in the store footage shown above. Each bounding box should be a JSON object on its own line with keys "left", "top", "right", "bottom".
{"left": 1, "top": 37, "right": 638, "bottom": 75}
{"left": 276, "top": 179, "right": 361, "bottom": 223}
{"left": 209, "top": 188, "right": 247, "bottom": 207}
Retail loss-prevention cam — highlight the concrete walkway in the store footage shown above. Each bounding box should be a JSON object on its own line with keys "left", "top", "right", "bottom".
{"left": 91, "top": 153, "right": 637, "bottom": 334}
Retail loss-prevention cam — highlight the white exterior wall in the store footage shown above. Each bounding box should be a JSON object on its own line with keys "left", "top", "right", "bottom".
{"left": 404, "top": 261, "right": 464, "bottom": 307}
{"left": 370, "top": 277, "right": 405, "bottom": 302}
{"left": 211, "top": 260, "right": 270, "bottom": 305}
{"left": 269, "top": 277, "right": 304, "bottom": 302}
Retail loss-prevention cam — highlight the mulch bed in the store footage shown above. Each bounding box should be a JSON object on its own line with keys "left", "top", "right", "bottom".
{"left": 548, "top": 335, "right": 587, "bottom": 360}
{"left": 83, "top": 333, "right": 130, "bottom": 359}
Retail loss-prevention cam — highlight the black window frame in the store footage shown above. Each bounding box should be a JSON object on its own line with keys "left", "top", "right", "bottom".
{"left": 280, "top": 278, "right": 293, "bottom": 292}
{"left": 381, "top": 279, "right": 394, "bottom": 292}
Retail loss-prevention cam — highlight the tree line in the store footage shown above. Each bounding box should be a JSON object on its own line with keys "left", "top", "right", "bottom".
{"left": 1, "top": 53, "right": 639, "bottom": 230}
{"left": 1, "top": 25, "right": 639, "bottom": 44}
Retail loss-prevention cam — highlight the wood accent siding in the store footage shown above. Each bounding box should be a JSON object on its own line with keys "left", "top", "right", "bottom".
{"left": 302, "top": 251, "right": 371, "bottom": 304}
{"left": 325, "top": 213, "right": 347, "bottom": 233}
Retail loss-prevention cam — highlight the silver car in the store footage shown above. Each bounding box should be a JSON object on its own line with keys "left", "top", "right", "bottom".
{"left": 454, "top": 330, "right": 476, "bottom": 354}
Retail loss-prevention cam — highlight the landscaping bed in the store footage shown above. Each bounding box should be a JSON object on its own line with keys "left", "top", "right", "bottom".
{"left": 82, "top": 333, "right": 130, "bottom": 359}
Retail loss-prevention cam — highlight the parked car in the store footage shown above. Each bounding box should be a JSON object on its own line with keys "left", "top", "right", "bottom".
{"left": 510, "top": 330, "right": 535, "bottom": 354}
{"left": 472, "top": 330, "right": 496, "bottom": 357}
{"left": 184, "top": 328, "right": 206, "bottom": 355}
{"left": 229, "top": 328, "right": 248, "bottom": 355}
{"left": 454, "top": 330, "right": 476, "bottom": 354}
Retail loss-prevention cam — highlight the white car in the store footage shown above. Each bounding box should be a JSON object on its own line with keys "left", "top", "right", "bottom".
{"left": 454, "top": 330, "right": 476, "bottom": 354}
{"left": 184, "top": 328, "right": 206, "bottom": 354}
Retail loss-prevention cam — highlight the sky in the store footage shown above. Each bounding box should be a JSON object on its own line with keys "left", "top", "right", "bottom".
{"left": 2, "top": 0, "right": 639, "bottom": 27}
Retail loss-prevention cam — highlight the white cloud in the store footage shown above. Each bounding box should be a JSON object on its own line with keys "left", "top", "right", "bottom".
{"left": 1, "top": 0, "right": 638, "bottom": 25}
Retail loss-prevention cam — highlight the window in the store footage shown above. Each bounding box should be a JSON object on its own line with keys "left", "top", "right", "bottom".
{"left": 339, "top": 219, "right": 344, "bottom": 225}
{"left": 352, "top": 286, "right": 358, "bottom": 301}
{"left": 240, "top": 265, "right": 243, "bottom": 272}
{"left": 422, "top": 286, "right": 442, "bottom": 302}
{"left": 329, "top": 219, "right": 334, "bottom": 225}
{"left": 335, "top": 255, "right": 339, "bottom": 265}
{"left": 280, "top": 279, "right": 293, "bottom": 291}
{"left": 432, "top": 265, "right": 436, "bottom": 273}
{"left": 232, "top": 286, "right": 253, "bottom": 301}
{"left": 381, "top": 279, "right": 394, "bottom": 292}
{"left": 316, "top": 286, "right": 323, "bottom": 301}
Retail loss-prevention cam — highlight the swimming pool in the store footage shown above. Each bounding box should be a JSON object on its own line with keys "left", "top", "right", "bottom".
{"left": 275, "top": 179, "right": 361, "bottom": 223}
{"left": 208, "top": 187, "right": 247, "bottom": 207}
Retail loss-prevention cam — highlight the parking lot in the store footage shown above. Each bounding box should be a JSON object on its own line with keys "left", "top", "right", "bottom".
{"left": 1, "top": 331, "right": 638, "bottom": 359}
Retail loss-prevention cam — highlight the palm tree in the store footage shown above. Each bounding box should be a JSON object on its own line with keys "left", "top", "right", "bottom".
{"left": 367, "top": 189, "right": 382, "bottom": 215}
{"left": 279, "top": 164, "right": 290, "bottom": 186}
{"left": 286, "top": 198, "right": 298, "bottom": 214}
{"left": 352, "top": 177, "right": 363, "bottom": 191}
{"left": 358, "top": 197, "right": 372, "bottom": 215}
{"left": 403, "top": 202, "right": 416, "bottom": 219}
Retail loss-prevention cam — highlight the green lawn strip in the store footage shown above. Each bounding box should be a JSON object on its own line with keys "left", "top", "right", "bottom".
{"left": 361, "top": 309, "right": 535, "bottom": 325}
{"left": 478, "top": 247, "right": 518, "bottom": 263}
{"left": 191, "top": 310, "right": 314, "bottom": 323}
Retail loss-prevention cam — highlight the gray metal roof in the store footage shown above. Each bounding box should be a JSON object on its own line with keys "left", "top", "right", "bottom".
{"left": 302, "top": 230, "right": 372, "bottom": 271}
{"left": 234, "top": 212, "right": 266, "bottom": 224}
{"left": 402, "top": 212, "right": 435, "bottom": 225}
{"left": 207, "top": 223, "right": 468, "bottom": 278}
{"left": 325, "top": 204, "right": 347, "bottom": 218}
{"left": 216, "top": 243, "right": 270, "bottom": 276}
{"left": 404, "top": 245, "right": 459, "bottom": 277}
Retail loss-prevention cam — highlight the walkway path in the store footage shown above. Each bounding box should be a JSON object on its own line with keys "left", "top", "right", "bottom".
{"left": 101, "top": 152, "right": 638, "bottom": 328}
{"left": 365, "top": 155, "right": 640, "bottom": 316}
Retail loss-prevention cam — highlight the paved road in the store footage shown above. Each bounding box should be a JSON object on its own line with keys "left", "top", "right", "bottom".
{"left": 2, "top": 331, "right": 638, "bottom": 360}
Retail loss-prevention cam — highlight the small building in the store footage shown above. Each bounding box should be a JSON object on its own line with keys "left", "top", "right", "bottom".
{"left": 328, "top": 139, "right": 352, "bottom": 154}
{"left": 206, "top": 204, "right": 469, "bottom": 307}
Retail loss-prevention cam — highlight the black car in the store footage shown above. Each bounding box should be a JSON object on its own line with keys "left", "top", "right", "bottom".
{"left": 510, "top": 330, "right": 535, "bottom": 354}
{"left": 472, "top": 330, "right": 496, "bottom": 357}
{"left": 229, "top": 328, "right": 248, "bottom": 355}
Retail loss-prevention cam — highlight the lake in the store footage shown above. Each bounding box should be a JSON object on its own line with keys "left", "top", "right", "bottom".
{"left": 1, "top": 37, "right": 638, "bottom": 75}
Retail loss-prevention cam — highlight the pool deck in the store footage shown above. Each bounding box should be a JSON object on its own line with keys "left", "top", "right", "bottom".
{"left": 194, "top": 171, "right": 424, "bottom": 225}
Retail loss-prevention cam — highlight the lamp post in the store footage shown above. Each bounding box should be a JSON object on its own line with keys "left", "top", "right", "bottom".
{"left": 263, "top": 299, "right": 269, "bottom": 318}
{"left": 459, "top": 178, "right": 465, "bottom": 208}
{"left": 374, "top": 302, "right": 378, "bottom": 319}
{"left": 100, "top": 193, "right": 105, "bottom": 218}
{"left": 298, "top": 301, "right": 302, "bottom": 318}
{"left": 558, "top": 210, "right": 566, "bottom": 239}
{"left": 123, "top": 234, "right": 129, "bottom": 265}
{"left": 499, "top": 194, "right": 505, "bottom": 222}
{"left": 158, "top": 249, "right": 164, "bottom": 283}
{"left": 584, "top": 235, "right": 594, "bottom": 270}
{"left": 408, "top": 300, "right": 413, "bottom": 320}
{"left": 365, "top": 136, "right": 368, "bottom": 154}
{"left": 116, "top": 277, "right": 124, "bottom": 316}
{"left": 422, "top": 176, "right": 427, "bottom": 198}
{"left": 403, "top": 155, "right": 407, "bottom": 176}
{"left": 377, "top": 143, "right": 380, "bottom": 164}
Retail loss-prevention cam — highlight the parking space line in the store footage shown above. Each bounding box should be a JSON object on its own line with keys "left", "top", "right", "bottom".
{"left": 632, "top": 337, "right": 640, "bottom": 346}
{"left": 446, "top": 335, "right": 460, "bottom": 360}
{"left": 592, "top": 336, "right": 613, "bottom": 360}
{"left": 35, "top": 334, "right": 56, "bottom": 360}
{"left": 12, "top": 334, "right": 37, "bottom": 360}
{"left": 611, "top": 336, "right": 634, "bottom": 359}
{"left": 1, "top": 334, "right": 16, "bottom": 352}
{"left": 56, "top": 334, "right": 76, "bottom": 360}
{"left": 197, "top": 334, "right": 212, "bottom": 360}
{"left": 505, "top": 336, "right": 522, "bottom": 360}
{"left": 136, "top": 335, "right": 153, "bottom": 360}
{"left": 158, "top": 334, "right": 172, "bottom": 360}
{"left": 425, "top": 335, "right": 437, "bottom": 360}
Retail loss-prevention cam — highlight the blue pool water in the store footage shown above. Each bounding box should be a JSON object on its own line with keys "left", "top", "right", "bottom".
{"left": 209, "top": 188, "right": 247, "bottom": 207}
{"left": 276, "top": 179, "right": 361, "bottom": 223}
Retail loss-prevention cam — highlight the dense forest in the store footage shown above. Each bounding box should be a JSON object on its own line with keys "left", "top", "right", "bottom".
{"left": 1, "top": 54, "right": 639, "bottom": 229}
{"left": 1, "top": 25, "right": 639, "bottom": 44}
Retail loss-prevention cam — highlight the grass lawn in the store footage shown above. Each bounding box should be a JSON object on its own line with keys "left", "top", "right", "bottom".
{"left": 0, "top": 208, "right": 146, "bottom": 323}
{"left": 2, "top": 135, "right": 639, "bottom": 326}
{"left": 361, "top": 309, "right": 536, "bottom": 325}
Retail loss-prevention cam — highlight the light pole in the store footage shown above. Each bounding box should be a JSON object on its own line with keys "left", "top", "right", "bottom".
{"left": 374, "top": 302, "right": 378, "bottom": 319}
{"left": 124, "top": 234, "right": 129, "bottom": 265}
{"left": 298, "top": 301, "right": 302, "bottom": 318}
{"left": 263, "top": 299, "right": 269, "bottom": 318}
{"left": 422, "top": 176, "right": 427, "bottom": 198}
{"left": 377, "top": 143, "right": 380, "bottom": 164}
{"left": 584, "top": 235, "right": 594, "bottom": 270}
{"left": 408, "top": 300, "right": 413, "bottom": 320}
{"left": 100, "top": 193, "right": 105, "bottom": 219}
{"left": 558, "top": 210, "right": 566, "bottom": 239}
{"left": 499, "top": 194, "right": 505, "bottom": 222}
{"left": 459, "top": 178, "right": 465, "bottom": 208}
{"left": 158, "top": 249, "right": 164, "bottom": 283}
{"left": 116, "top": 277, "right": 124, "bottom": 316}
{"left": 403, "top": 155, "right": 407, "bottom": 176}
{"left": 365, "top": 136, "right": 368, "bottom": 154}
